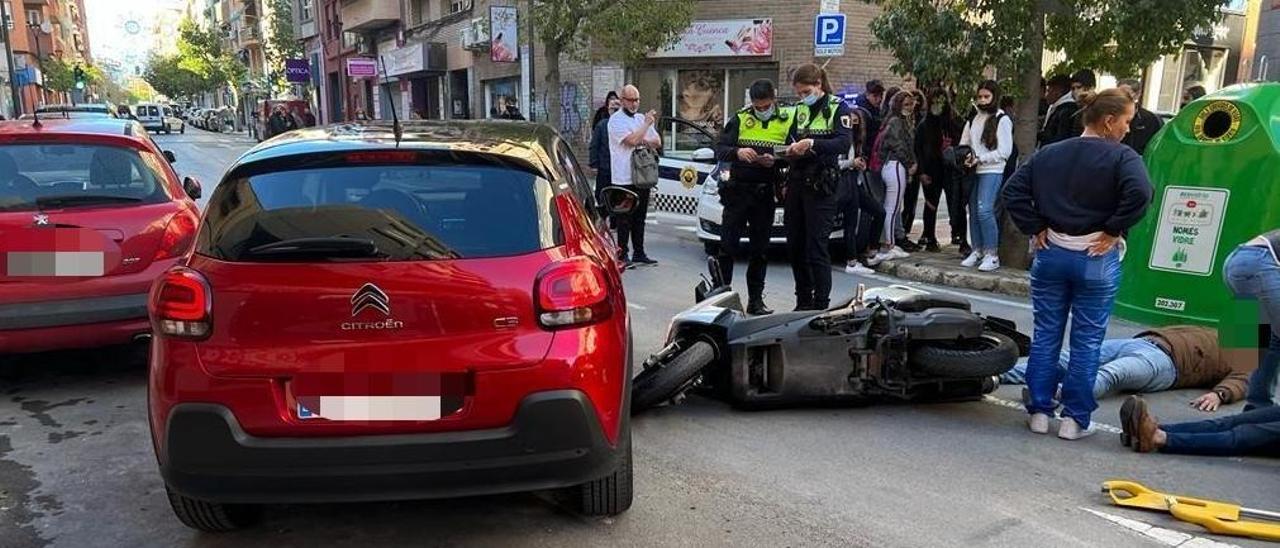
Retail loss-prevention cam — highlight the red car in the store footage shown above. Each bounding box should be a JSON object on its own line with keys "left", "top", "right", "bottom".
{"left": 0, "top": 117, "right": 201, "bottom": 355}
{"left": 148, "top": 121, "right": 635, "bottom": 531}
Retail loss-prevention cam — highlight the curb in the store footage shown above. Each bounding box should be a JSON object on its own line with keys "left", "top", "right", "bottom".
{"left": 871, "top": 256, "right": 1031, "bottom": 298}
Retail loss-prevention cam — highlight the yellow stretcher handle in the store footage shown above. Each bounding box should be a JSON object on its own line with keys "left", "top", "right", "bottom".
{"left": 1102, "top": 480, "right": 1242, "bottom": 520}
{"left": 1169, "top": 499, "right": 1280, "bottom": 542}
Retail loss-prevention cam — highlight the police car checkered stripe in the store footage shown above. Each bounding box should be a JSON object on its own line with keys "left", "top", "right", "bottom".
{"left": 653, "top": 192, "right": 699, "bottom": 216}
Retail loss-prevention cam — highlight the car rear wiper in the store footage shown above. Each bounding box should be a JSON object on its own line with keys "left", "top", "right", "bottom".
{"left": 245, "top": 237, "right": 387, "bottom": 259}
{"left": 35, "top": 195, "right": 144, "bottom": 208}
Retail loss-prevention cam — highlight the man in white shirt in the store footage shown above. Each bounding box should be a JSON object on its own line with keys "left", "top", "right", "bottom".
{"left": 608, "top": 84, "right": 662, "bottom": 265}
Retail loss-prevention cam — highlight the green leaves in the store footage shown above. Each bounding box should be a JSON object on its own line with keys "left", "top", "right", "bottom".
{"left": 144, "top": 53, "right": 207, "bottom": 100}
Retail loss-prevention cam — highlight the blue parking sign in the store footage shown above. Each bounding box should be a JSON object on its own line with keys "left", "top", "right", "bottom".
{"left": 814, "top": 13, "right": 846, "bottom": 57}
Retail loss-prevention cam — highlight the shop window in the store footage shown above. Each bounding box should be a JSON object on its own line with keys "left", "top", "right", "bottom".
{"left": 486, "top": 78, "right": 520, "bottom": 119}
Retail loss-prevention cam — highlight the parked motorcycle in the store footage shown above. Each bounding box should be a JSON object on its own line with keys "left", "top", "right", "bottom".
{"left": 632, "top": 257, "right": 1028, "bottom": 413}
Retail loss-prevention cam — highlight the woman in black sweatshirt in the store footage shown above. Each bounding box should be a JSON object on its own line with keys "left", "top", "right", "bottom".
{"left": 1001, "top": 88, "right": 1154, "bottom": 440}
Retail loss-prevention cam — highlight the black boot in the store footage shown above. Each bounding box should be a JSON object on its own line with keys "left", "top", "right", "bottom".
{"left": 747, "top": 293, "right": 773, "bottom": 316}
{"left": 793, "top": 295, "right": 813, "bottom": 312}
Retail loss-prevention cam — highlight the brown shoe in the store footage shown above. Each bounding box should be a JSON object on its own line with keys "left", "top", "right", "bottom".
{"left": 1120, "top": 396, "right": 1161, "bottom": 453}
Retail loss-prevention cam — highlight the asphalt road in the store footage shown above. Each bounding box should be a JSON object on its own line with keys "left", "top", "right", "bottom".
{"left": 1, "top": 128, "right": 1276, "bottom": 548}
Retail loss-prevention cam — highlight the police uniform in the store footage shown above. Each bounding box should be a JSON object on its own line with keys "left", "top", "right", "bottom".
{"left": 785, "top": 93, "right": 854, "bottom": 310}
{"left": 714, "top": 105, "right": 797, "bottom": 314}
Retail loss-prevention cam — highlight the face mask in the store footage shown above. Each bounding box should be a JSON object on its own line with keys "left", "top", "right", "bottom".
{"left": 802, "top": 91, "right": 822, "bottom": 107}
{"left": 754, "top": 107, "right": 775, "bottom": 121}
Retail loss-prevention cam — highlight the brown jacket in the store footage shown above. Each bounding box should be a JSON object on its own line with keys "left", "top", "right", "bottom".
{"left": 1138, "top": 326, "right": 1255, "bottom": 403}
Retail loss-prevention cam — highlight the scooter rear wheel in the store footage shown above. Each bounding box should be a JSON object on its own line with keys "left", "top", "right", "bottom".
{"left": 632, "top": 341, "right": 716, "bottom": 414}
{"left": 909, "top": 331, "right": 1018, "bottom": 378}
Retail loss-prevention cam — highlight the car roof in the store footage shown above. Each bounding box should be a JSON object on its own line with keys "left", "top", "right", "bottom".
{"left": 236, "top": 120, "right": 564, "bottom": 178}
{"left": 36, "top": 103, "right": 112, "bottom": 111}
{"left": 0, "top": 118, "right": 150, "bottom": 141}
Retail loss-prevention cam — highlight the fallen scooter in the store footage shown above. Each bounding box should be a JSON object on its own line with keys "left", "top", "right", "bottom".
{"left": 632, "top": 257, "right": 1029, "bottom": 413}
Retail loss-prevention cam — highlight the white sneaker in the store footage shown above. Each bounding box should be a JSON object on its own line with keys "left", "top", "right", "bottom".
{"left": 1058, "top": 419, "right": 1097, "bottom": 440}
{"left": 978, "top": 255, "right": 1001, "bottom": 272}
{"left": 961, "top": 252, "right": 982, "bottom": 268}
{"left": 1028, "top": 413, "right": 1050, "bottom": 434}
{"left": 846, "top": 262, "right": 875, "bottom": 275}
{"left": 888, "top": 246, "right": 911, "bottom": 260}
{"left": 868, "top": 251, "right": 893, "bottom": 265}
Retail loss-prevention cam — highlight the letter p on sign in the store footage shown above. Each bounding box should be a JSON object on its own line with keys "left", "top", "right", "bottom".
{"left": 814, "top": 14, "right": 846, "bottom": 57}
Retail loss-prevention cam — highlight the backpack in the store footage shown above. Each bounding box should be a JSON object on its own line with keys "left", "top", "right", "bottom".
{"left": 867, "top": 123, "right": 891, "bottom": 173}
{"left": 630, "top": 146, "right": 659, "bottom": 190}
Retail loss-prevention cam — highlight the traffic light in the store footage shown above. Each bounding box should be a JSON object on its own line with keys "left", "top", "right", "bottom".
{"left": 73, "top": 64, "right": 85, "bottom": 90}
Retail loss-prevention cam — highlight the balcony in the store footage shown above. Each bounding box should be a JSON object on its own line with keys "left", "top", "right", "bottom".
{"left": 340, "top": 0, "right": 399, "bottom": 33}
{"left": 237, "top": 15, "right": 261, "bottom": 48}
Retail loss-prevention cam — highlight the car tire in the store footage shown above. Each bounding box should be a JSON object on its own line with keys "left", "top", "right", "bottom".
{"left": 632, "top": 340, "right": 715, "bottom": 413}
{"left": 572, "top": 426, "right": 632, "bottom": 516}
{"left": 909, "top": 331, "right": 1019, "bottom": 378}
{"left": 180, "top": 125, "right": 185, "bottom": 134}
{"left": 165, "top": 489, "right": 260, "bottom": 532}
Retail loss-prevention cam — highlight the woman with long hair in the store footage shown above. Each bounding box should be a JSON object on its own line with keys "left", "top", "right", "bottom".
{"left": 869, "top": 90, "right": 918, "bottom": 264}
{"left": 783, "top": 63, "right": 853, "bottom": 310}
{"left": 959, "top": 80, "right": 1014, "bottom": 272}
{"left": 912, "top": 87, "right": 963, "bottom": 252}
{"left": 1003, "top": 88, "right": 1154, "bottom": 439}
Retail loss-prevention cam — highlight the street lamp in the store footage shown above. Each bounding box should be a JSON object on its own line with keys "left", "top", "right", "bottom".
{"left": 27, "top": 18, "right": 51, "bottom": 106}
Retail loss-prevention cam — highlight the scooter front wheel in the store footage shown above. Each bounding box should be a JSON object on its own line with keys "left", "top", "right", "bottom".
{"left": 632, "top": 341, "right": 716, "bottom": 414}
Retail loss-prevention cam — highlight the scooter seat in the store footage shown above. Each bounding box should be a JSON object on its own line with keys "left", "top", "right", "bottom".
{"left": 883, "top": 292, "right": 971, "bottom": 313}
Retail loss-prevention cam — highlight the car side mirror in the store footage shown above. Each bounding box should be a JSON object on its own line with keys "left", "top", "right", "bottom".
{"left": 598, "top": 186, "right": 638, "bottom": 216}
{"left": 164, "top": 150, "right": 177, "bottom": 163}
{"left": 182, "top": 176, "right": 202, "bottom": 200}
{"left": 691, "top": 147, "right": 716, "bottom": 163}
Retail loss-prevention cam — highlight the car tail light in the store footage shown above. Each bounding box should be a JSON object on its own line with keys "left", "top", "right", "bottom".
{"left": 149, "top": 267, "right": 212, "bottom": 339}
{"left": 153, "top": 212, "right": 197, "bottom": 261}
{"left": 535, "top": 257, "right": 612, "bottom": 329}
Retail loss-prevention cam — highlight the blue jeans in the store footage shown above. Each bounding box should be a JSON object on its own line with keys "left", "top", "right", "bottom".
{"left": 1025, "top": 245, "right": 1123, "bottom": 428}
{"left": 1002, "top": 338, "right": 1176, "bottom": 399}
{"left": 968, "top": 173, "right": 1002, "bottom": 253}
{"left": 1223, "top": 245, "right": 1280, "bottom": 410}
{"left": 1161, "top": 405, "right": 1280, "bottom": 457}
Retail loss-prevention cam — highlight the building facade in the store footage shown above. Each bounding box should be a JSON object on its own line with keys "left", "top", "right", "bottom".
{"left": 1251, "top": 0, "right": 1279, "bottom": 81}
{"left": 3, "top": 0, "right": 95, "bottom": 115}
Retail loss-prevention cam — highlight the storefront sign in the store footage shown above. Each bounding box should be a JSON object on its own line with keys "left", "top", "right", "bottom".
{"left": 650, "top": 19, "right": 773, "bottom": 58}
{"left": 284, "top": 59, "right": 310, "bottom": 83}
{"left": 490, "top": 6, "right": 519, "bottom": 63}
{"left": 386, "top": 42, "right": 428, "bottom": 76}
{"left": 1149, "top": 186, "right": 1230, "bottom": 276}
{"left": 592, "top": 66, "right": 624, "bottom": 105}
{"left": 346, "top": 58, "right": 377, "bottom": 78}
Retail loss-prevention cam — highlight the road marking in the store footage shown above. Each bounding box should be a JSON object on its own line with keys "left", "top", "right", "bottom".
{"left": 628, "top": 303, "right": 648, "bottom": 311}
{"left": 1082, "top": 507, "right": 1240, "bottom": 548}
{"left": 982, "top": 396, "right": 1124, "bottom": 435}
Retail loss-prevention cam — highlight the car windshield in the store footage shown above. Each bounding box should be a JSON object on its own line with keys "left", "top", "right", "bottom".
{"left": 198, "top": 162, "right": 561, "bottom": 262}
{"left": 0, "top": 144, "right": 171, "bottom": 212}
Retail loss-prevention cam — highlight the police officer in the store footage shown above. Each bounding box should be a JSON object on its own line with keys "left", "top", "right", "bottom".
{"left": 714, "top": 79, "right": 794, "bottom": 316}
{"left": 783, "top": 64, "right": 854, "bottom": 310}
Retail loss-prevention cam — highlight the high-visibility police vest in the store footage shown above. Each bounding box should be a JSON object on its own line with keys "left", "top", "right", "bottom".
{"left": 735, "top": 106, "right": 796, "bottom": 147}
{"left": 795, "top": 100, "right": 840, "bottom": 138}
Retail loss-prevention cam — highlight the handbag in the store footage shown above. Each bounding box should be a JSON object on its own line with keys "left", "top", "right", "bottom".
{"left": 630, "top": 147, "right": 659, "bottom": 190}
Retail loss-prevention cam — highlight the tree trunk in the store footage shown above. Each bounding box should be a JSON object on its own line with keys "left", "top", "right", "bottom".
{"left": 544, "top": 40, "right": 562, "bottom": 132}
{"left": 997, "top": 0, "right": 1048, "bottom": 271}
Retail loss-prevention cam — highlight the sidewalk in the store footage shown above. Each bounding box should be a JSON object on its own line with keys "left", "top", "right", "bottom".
{"left": 869, "top": 245, "right": 1030, "bottom": 298}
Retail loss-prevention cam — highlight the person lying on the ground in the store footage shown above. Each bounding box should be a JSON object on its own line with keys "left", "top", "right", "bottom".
{"left": 1001, "top": 326, "right": 1254, "bottom": 411}
{"left": 1120, "top": 395, "right": 1280, "bottom": 457}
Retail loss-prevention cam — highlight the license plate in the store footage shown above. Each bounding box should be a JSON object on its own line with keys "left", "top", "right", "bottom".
{"left": 773, "top": 209, "right": 785, "bottom": 227}
{"left": 6, "top": 251, "right": 104, "bottom": 277}
{"left": 296, "top": 396, "right": 443, "bottom": 421}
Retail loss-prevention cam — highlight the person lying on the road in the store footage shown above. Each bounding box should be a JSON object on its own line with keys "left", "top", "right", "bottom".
{"left": 1001, "top": 326, "right": 1254, "bottom": 411}
{"left": 1120, "top": 395, "right": 1280, "bottom": 457}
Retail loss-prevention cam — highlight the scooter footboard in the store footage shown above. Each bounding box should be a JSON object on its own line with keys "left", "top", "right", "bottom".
{"left": 725, "top": 331, "right": 869, "bottom": 406}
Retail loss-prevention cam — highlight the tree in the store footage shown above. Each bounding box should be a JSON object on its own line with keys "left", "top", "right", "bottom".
{"left": 144, "top": 53, "right": 207, "bottom": 100}
{"left": 40, "top": 57, "right": 75, "bottom": 93}
{"left": 265, "top": 0, "right": 303, "bottom": 95}
{"left": 868, "top": 0, "right": 1223, "bottom": 267}
{"left": 532, "top": 0, "right": 696, "bottom": 130}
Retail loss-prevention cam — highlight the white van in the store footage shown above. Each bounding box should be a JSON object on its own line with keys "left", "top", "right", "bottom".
{"left": 133, "top": 103, "right": 184, "bottom": 134}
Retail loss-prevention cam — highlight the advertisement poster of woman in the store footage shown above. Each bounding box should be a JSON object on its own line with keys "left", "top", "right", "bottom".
{"left": 490, "top": 6, "right": 519, "bottom": 63}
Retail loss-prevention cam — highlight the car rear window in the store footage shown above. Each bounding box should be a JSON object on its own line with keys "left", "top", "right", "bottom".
{"left": 0, "top": 144, "right": 171, "bottom": 212}
{"left": 197, "top": 162, "right": 562, "bottom": 262}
